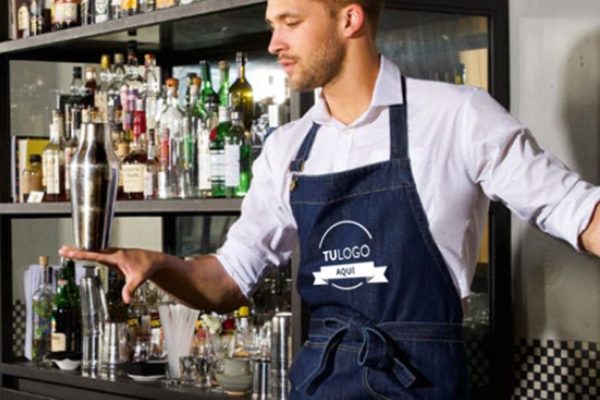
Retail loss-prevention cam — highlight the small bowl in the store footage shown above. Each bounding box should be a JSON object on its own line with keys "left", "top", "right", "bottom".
{"left": 215, "top": 372, "right": 253, "bottom": 393}
{"left": 54, "top": 359, "right": 81, "bottom": 371}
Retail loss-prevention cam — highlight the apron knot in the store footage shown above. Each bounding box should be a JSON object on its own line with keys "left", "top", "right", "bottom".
{"left": 301, "top": 317, "right": 418, "bottom": 395}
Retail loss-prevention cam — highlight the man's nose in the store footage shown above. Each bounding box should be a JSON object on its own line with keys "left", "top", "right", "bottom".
{"left": 268, "top": 29, "right": 285, "bottom": 55}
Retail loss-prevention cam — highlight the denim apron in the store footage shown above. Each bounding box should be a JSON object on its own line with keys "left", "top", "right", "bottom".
{"left": 287, "top": 76, "right": 468, "bottom": 399}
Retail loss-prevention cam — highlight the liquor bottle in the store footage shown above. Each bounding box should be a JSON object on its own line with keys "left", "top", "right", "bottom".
{"left": 225, "top": 111, "right": 251, "bottom": 197}
{"left": 218, "top": 60, "right": 230, "bottom": 107}
{"left": 139, "top": 0, "right": 154, "bottom": 13}
{"left": 454, "top": 63, "right": 467, "bottom": 85}
{"left": 120, "top": 0, "right": 138, "bottom": 17}
{"left": 29, "top": 0, "right": 43, "bottom": 36}
{"left": 64, "top": 66, "right": 84, "bottom": 144}
{"left": 42, "top": 0, "right": 52, "bottom": 33}
{"left": 54, "top": 0, "right": 80, "bottom": 30}
{"left": 108, "top": 53, "right": 126, "bottom": 130}
{"left": 182, "top": 116, "right": 196, "bottom": 198}
{"left": 83, "top": 66, "right": 97, "bottom": 107}
{"left": 22, "top": 154, "right": 43, "bottom": 202}
{"left": 80, "top": 0, "right": 93, "bottom": 25}
{"left": 95, "top": 0, "right": 110, "bottom": 23}
{"left": 199, "top": 60, "right": 218, "bottom": 120}
{"left": 143, "top": 54, "right": 159, "bottom": 132}
{"left": 159, "top": 78, "right": 185, "bottom": 198}
{"left": 196, "top": 120, "right": 212, "bottom": 198}
{"left": 63, "top": 106, "right": 80, "bottom": 202}
{"left": 17, "top": 1, "right": 30, "bottom": 38}
{"left": 95, "top": 54, "right": 112, "bottom": 123}
{"left": 110, "top": 0, "right": 121, "bottom": 19}
{"left": 184, "top": 72, "right": 198, "bottom": 109}
{"left": 144, "top": 129, "right": 158, "bottom": 199}
{"left": 230, "top": 52, "right": 254, "bottom": 130}
{"left": 106, "top": 269, "right": 128, "bottom": 323}
{"left": 42, "top": 112, "right": 67, "bottom": 202}
{"left": 210, "top": 106, "right": 229, "bottom": 198}
{"left": 121, "top": 41, "right": 145, "bottom": 135}
{"left": 32, "top": 256, "right": 53, "bottom": 364}
{"left": 122, "top": 100, "right": 148, "bottom": 200}
{"left": 51, "top": 260, "right": 76, "bottom": 353}
{"left": 115, "top": 130, "right": 130, "bottom": 200}
{"left": 63, "top": 257, "right": 82, "bottom": 352}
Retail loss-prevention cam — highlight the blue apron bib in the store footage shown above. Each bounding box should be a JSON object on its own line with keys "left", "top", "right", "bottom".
{"left": 287, "top": 76, "right": 469, "bottom": 399}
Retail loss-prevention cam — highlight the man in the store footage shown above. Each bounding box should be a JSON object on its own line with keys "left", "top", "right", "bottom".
{"left": 60, "top": 0, "right": 600, "bottom": 398}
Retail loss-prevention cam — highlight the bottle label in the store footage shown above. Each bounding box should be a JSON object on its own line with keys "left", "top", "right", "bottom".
{"left": 95, "top": 91, "right": 108, "bottom": 122}
{"left": 144, "top": 168, "right": 156, "bottom": 198}
{"left": 44, "top": 153, "right": 61, "bottom": 195}
{"left": 122, "top": 164, "right": 145, "bottom": 193}
{"left": 51, "top": 332, "right": 67, "bottom": 352}
{"left": 158, "top": 170, "right": 169, "bottom": 198}
{"left": 210, "top": 150, "right": 225, "bottom": 183}
{"left": 18, "top": 6, "right": 29, "bottom": 32}
{"left": 95, "top": 0, "right": 109, "bottom": 21}
{"left": 56, "top": 3, "right": 78, "bottom": 24}
{"left": 198, "top": 135, "right": 211, "bottom": 191}
{"left": 224, "top": 144, "right": 240, "bottom": 187}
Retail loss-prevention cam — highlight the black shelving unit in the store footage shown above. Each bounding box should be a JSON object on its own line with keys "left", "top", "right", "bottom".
{"left": 0, "top": 0, "right": 512, "bottom": 399}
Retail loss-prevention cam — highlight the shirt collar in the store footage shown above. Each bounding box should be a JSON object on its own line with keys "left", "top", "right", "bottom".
{"left": 311, "top": 55, "right": 404, "bottom": 128}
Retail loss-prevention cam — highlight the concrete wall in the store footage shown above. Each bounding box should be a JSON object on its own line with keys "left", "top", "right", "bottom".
{"left": 509, "top": 0, "right": 600, "bottom": 340}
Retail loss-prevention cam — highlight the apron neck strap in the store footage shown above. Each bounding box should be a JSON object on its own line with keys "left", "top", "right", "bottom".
{"left": 289, "top": 74, "right": 409, "bottom": 173}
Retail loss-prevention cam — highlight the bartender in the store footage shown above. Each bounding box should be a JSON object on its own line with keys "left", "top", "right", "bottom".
{"left": 60, "top": 0, "right": 600, "bottom": 398}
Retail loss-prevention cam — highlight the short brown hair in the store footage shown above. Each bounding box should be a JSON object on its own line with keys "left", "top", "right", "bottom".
{"left": 316, "top": 0, "right": 384, "bottom": 33}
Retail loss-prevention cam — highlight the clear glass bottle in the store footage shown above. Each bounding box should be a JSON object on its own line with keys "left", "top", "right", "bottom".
{"left": 95, "top": 0, "right": 110, "bottom": 23}
{"left": 54, "top": 0, "right": 80, "bottom": 30}
{"left": 196, "top": 120, "right": 212, "bottom": 198}
{"left": 225, "top": 111, "right": 251, "bottom": 198}
{"left": 80, "top": 0, "right": 93, "bottom": 25}
{"left": 230, "top": 52, "right": 254, "bottom": 130}
{"left": 108, "top": 53, "right": 127, "bottom": 131}
{"left": 32, "top": 256, "right": 53, "bottom": 364}
{"left": 42, "top": 111, "right": 67, "bottom": 202}
{"left": 159, "top": 78, "right": 185, "bottom": 198}
{"left": 115, "top": 130, "right": 131, "bottom": 201}
{"left": 210, "top": 106, "right": 229, "bottom": 198}
{"left": 121, "top": 41, "right": 145, "bottom": 136}
{"left": 22, "top": 154, "right": 43, "bottom": 202}
{"left": 83, "top": 66, "right": 97, "bottom": 108}
{"left": 29, "top": 0, "right": 43, "bottom": 36}
{"left": 63, "top": 106, "right": 80, "bottom": 202}
{"left": 95, "top": 54, "right": 112, "bottom": 123}
{"left": 218, "top": 60, "right": 230, "bottom": 108}
{"left": 184, "top": 72, "right": 198, "bottom": 109}
{"left": 64, "top": 66, "right": 84, "bottom": 147}
{"left": 110, "top": 0, "right": 121, "bottom": 19}
{"left": 122, "top": 99, "right": 148, "bottom": 200}
{"left": 17, "top": 0, "right": 30, "bottom": 39}
{"left": 143, "top": 53, "right": 160, "bottom": 132}
{"left": 144, "top": 129, "right": 159, "bottom": 200}
{"left": 139, "top": 0, "right": 155, "bottom": 13}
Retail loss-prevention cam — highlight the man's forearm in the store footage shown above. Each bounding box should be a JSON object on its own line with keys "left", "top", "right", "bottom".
{"left": 580, "top": 202, "right": 600, "bottom": 256}
{"left": 150, "top": 254, "right": 247, "bottom": 313}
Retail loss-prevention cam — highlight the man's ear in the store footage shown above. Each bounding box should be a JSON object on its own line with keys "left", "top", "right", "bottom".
{"left": 339, "top": 4, "right": 367, "bottom": 38}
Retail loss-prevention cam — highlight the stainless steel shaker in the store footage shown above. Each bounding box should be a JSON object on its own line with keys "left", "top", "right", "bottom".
{"left": 70, "top": 109, "right": 119, "bottom": 251}
{"left": 270, "top": 312, "right": 292, "bottom": 400}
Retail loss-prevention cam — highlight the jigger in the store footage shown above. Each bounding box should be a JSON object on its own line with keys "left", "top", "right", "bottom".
{"left": 70, "top": 109, "right": 119, "bottom": 251}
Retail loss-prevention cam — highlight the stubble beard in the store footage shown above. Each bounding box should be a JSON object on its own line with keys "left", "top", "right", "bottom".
{"left": 288, "top": 28, "right": 346, "bottom": 92}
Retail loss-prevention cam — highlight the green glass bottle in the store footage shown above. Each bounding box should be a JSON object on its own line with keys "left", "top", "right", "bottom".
{"left": 225, "top": 111, "right": 251, "bottom": 198}
{"left": 199, "top": 60, "right": 219, "bottom": 121}
{"left": 51, "top": 261, "right": 75, "bottom": 353}
{"left": 229, "top": 52, "right": 254, "bottom": 130}
{"left": 32, "top": 256, "right": 53, "bottom": 364}
{"left": 210, "top": 106, "right": 230, "bottom": 197}
{"left": 218, "top": 60, "right": 230, "bottom": 108}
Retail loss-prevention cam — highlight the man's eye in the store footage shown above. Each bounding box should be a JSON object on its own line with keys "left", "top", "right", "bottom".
{"left": 285, "top": 20, "right": 300, "bottom": 27}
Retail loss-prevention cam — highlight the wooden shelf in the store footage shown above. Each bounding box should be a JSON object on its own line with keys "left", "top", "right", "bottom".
{"left": 0, "top": 199, "right": 242, "bottom": 217}
{"left": 0, "top": 362, "right": 248, "bottom": 399}
{"left": 1, "top": 0, "right": 268, "bottom": 62}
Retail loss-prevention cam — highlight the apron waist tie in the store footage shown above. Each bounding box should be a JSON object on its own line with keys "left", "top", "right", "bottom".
{"left": 298, "top": 316, "right": 464, "bottom": 396}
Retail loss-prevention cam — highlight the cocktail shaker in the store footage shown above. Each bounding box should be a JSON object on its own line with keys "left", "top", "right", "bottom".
{"left": 70, "top": 109, "right": 118, "bottom": 251}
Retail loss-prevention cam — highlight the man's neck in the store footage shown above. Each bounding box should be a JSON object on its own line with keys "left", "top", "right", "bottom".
{"left": 321, "top": 48, "right": 381, "bottom": 126}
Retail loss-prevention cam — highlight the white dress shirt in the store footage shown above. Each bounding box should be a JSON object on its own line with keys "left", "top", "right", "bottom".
{"left": 216, "top": 55, "right": 600, "bottom": 299}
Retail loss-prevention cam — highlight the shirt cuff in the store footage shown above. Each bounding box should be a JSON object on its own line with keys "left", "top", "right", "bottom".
{"left": 214, "top": 241, "right": 269, "bottom": 298}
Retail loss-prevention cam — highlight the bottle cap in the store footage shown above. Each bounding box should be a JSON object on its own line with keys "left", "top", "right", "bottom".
{"left": 100, "top": 54, "right": 110, "bottom": 69}
{"left": 239, "top": 306, "right": 250, "bottom": 317}
{"left": 29, "top": 154, "right": 41, "bottom": 163}
{"left": 192, "top": 76, "right": 202, "bottom": 87}
{"left": 166, "top": 78, "right": 179, "bottom": 88}
{"left": 38, "top": 256, "right": 49, "bottom": 267}
{"left": 218, "top": 60, "right": 230, "bottom": 70}
{"left": 114, "top": 53, "right": 125, "bottom": 64}
{"left": 144, "top": 53, "right": 155, "bottom": 64}
{"left": 85, "top": 66, "right": 96, "bottom": 75}
{"left": 73, "top": 66, "right": 82, "bottom": 78}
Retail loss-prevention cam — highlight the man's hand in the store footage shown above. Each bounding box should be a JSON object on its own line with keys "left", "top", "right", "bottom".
{"left": 58, "top": 246, "right": 246, "bottom": 312}
{"left": 580, "top": 202, "right": 600, "bottom": 256}
{"left": 59, "top": 246, "right": 161, "bottom": 304}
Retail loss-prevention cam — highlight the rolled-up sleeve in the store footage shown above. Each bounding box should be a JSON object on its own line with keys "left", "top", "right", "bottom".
{"left": 215, "top": 133, "right": 297, "bottom": 297}
{"left": 463, "top": 88, "right": 600, "bottom": 250}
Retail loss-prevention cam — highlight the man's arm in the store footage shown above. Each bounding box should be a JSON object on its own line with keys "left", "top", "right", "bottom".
{"left": 579, "top": 202, "right": 600, "bottom": 257}
{"left": 58, "top": 246, "right": 246, "bottom": 313}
